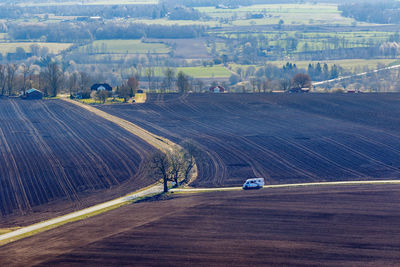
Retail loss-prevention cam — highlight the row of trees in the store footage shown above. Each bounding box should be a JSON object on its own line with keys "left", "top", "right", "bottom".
{"left": 0, "top": 57, "right": 63, "bottom": 97}
{"left": 339, "top": 2, "right": 400, "bottom": 24}
{"left": 0, "top": 2, "right": 201, "bottom": 20}
{"left": 9, "top": 21, "right": 207, "bottom": 42}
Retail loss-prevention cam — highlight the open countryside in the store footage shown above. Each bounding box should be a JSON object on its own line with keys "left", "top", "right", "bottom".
{"left": 1, "top": 0, "right": 400, "bottom": 266}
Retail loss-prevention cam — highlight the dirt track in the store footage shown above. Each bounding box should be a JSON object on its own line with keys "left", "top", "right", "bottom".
{"left": 0, "top": 99, "right": 155, "bottom": 225}
{"left": 1, "top": 184, "right": 400, "bottom": 266}
{"left": 100, "top": 93, "right": 400, "bottom": 188}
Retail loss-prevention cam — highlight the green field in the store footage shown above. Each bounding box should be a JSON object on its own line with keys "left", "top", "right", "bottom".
{"left": 80, "top": 40, "right": 170, "bottom": 54}
{"left": 0, "top": 42, "right": 72, "bottom": 56}
{"left": 211, "top": 30, "right": 392, "bottom": 55}
{"left": 176, "top": 66, "right": 231, "bottom": 78}
{"left": 197, "top": 4, "right": 376, "bottom": 27}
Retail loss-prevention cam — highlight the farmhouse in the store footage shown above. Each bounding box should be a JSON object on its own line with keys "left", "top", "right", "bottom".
{"left": 24, "top": 88, "right": 43, "bottom": 99}
{"left": 91, "top": 83, "right": 113, "bottom": 92}
{"left": 209, "top": 85, "right": 225, "bottom": 93}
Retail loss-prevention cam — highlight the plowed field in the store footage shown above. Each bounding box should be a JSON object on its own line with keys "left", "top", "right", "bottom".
{"left": 100, "top": 93, "right": 400, "bottom": 187}
{"left": 2, "top": 184, "right": 400, "bottom": 266}
{"left": 0, "top": 98, "right": 154, "bottom": 222}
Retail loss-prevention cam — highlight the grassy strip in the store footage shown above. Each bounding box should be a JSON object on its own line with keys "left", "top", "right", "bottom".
{"left": 0, "top": 202, "right": 128, "bottom": 247}
{"left": 0, "top": 189, "right": 167, "bottom": 247}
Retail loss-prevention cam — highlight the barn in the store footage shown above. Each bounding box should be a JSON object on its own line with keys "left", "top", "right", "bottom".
{"left": 91, "top": 83, "right": 113, "bottom": 91}
{"left": 209, "top": 86, "right": 225, "bottom": 93}
{"left": 24, "top": 89, "right": 43, "bottom": 100}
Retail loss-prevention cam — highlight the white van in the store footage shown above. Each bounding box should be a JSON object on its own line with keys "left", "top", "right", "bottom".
{"left": 242, "top": 178, "right": 265, "bottom": 190}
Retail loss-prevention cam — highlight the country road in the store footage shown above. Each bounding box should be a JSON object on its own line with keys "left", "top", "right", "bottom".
{"left": 313, "top": 64, "right": 400, "bottom": 86}
{"left": 0, "top": 184, "right": 163, "bottom": 244}
{"left": 2, "top": 180, "right": 400, "bottom": 245}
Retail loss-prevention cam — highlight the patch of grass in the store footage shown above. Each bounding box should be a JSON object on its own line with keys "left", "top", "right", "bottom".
{"left": 0, "top": 202, "right": 127, "bottom": 247}
{"left": 176, "top": 66, "right": 232, "bottom": 78}
{"left": 134, "top": 192, "right": 173, "bottom": 203}
{"left": 78, "top": 97, "right": 126, "bottom": 105}
{"left": 0, "top": 42, "right": 72, "bottom": 56}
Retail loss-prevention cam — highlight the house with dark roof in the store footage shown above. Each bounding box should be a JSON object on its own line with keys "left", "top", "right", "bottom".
{"left": 90, "top": 83, "right": 113, "bottom": 91}
{"left": 209, "top": 85, "right": 225, "bottom": 93}
{"left": 23, "top": 88, "right": 43, "bottom": 99}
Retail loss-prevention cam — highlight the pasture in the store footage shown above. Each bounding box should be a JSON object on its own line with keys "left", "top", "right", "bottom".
{"left": 101, "top": 93, "right": 400, "bottom": 188}
{"left": 0, "top": 42, "right": 72, "bottom": 56}
{"left": 176, "top": 66, "right": 231, "bottom": 78}
{"left": 196, "top": 4, "right": 375, "bottom": 27}
{"left": 0, "top": 99, "right": 154, "bottom": 222}
{"left": 2, "top": 184, "right": 400, "bottom": 265}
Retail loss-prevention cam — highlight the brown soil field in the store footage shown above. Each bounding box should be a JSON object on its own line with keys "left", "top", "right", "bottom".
{"left": 1, "top": 184, "right": 400, "bottom": 266}
{"left": 100, "top": 93, "right": 400, "bottom": 188}
{"left": 0, "top": 98, "right": 155, "bottom": 225}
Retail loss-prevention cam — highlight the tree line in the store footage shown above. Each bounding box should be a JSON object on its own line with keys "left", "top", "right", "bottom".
{"left": 9, "top": 21, "right": 207, "bottom": 42}
{"left": 339, "top": 1, "right": 400, "bottom": 24}
{"left": 0, "top": 3, "right": 200, "bottom": 21}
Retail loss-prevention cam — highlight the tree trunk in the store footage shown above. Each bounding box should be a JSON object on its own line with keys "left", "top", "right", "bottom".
{"left": 163, "top": 176, "right": 168, "bottom": 193}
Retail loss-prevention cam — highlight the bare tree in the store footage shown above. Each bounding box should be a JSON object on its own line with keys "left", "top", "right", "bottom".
{"left": 67, "top": 71, "right": 79, "bottom": 97}
{"left": 6, "top": 64, "right": 16, "bottom": 96}
{"left": 177, "top": 71, "right": 190, "bottom": 93}
{"left": 95, "top": 90, "right": 108, "bottom": 104}
{"left": 127, "top": 76, "right": 139, "bottom": 96}
{"left": 181, "top": 140, "right": 200, "bottom": 184}
{"left": 250, "top": 78, "right": 257, "bottom": 93}
{"left": 119, "top": 82, "right": 131, "bottom": 102}
{"left": 169, "top": 147, "right": 185, "bottom": 187}
{"left": 145, "top": 67, "right": 155, "bottom": 91}
{"left": 163, "top": 68, "right": 175, "bottom": 93}
{"left": 0, "top": 64, "right": 6, "bottom": 96}
{"left": 78, "top": 71, "right": 92, "bottom": 93}
{"left": 20, "top": 63, "right": 32, "bottom": 96}
{"left": 41, "top": 57, "right": 63, "bottom": 97}
{"left": 194, "top": 79, "right": 204, "bottom": 92}
{"left": 279, "top": 78, "right": 291, "bottom": 92}
{"left": 150, "top": 151, "right": 171, "bottom": 193}
{"left": 262, "top": 79, "right": 270, "bottom": 93}
{"left": 291, "top": 73, "right": 312, "bottom": 90}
